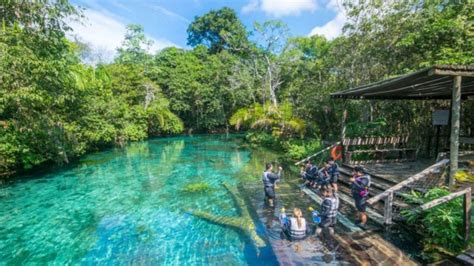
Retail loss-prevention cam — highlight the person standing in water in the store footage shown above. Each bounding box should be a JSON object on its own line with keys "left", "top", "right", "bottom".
{"left": 326, "top": 158, "right": 340, "bottom": 192}
{"left": 350, "top": 166, "right": 371, "bottom": 228}
{"left": 316, "top": 186, "right": 339, "bottom": 235}
{"left": 262, "top": 162, "right": 282, "bottom": 207}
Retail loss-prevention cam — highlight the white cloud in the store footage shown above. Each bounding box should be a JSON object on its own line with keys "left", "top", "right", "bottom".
{"left": 308, "top": 12, "right": 346, "bottom": 39}
{"left": 242, "top": 0, "right": 317, "bottom": 17}
{"left": 68, "top": 9, "right": 177, "bottom": 63}
{"left": 242, "top": 0, "right": 259, "bottom": 13}
{"left": 308, "top": 0, "right": 347, "bottom": 39}
{"left": 149, "top": 5, "right": 190, "bottom": 23}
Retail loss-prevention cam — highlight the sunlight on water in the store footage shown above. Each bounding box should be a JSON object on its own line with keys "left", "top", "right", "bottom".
{"left": 0, "top": 135, "right": 279, "bottom": 265}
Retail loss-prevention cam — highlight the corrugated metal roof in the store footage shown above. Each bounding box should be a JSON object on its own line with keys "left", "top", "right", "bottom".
{"left": 331, "top": 65, "right": 474, "bottom": 100}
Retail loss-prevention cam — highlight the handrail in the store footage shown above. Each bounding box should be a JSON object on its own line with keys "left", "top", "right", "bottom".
{"left": 413, "top": 187, "right": 472, "bottom": 246}
{"left": 294, "top": 141, "right": 340, "bottom": 166}
{"left": 366, "top": 159, "right": 449, "bottom": 205}
{"left": 416, "top": 187, "right": 471, "bottom": 211}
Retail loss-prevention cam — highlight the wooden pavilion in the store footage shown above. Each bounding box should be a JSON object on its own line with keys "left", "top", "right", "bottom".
{"left": 330, "top": 65, "right": 474, "bottom": 187}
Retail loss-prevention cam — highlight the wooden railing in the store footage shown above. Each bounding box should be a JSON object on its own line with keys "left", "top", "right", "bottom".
{"left": 366, "top": 159, "right": 450, "bottom": 225}
{"left": 414, "top": 187, "right": 472, "bottom": 246}
{"left": 343, "top": 136, "right": 416, "bottom": 163}
{"left": 343, "top": 136, "right": 409, "bottom": 146}
{"left": 294, "top": 141, "right": 340, "bottom": 166}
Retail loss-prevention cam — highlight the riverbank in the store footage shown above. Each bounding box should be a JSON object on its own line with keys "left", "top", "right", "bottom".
{"left": 0, "top": 133, "right": 248, "bottom": 182}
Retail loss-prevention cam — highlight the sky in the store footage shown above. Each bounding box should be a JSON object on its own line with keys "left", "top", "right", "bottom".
{"left": 69, "top": 0, "right": 347, "bottom": 61}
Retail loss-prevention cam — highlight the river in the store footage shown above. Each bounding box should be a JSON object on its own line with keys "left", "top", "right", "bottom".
{"left": 0, "top": 135, "right": 366, "bottom": 265}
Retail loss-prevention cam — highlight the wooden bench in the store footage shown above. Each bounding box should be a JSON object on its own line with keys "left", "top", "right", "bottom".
{"left": 343, "top": 136, "right": 416, "bottom": 163}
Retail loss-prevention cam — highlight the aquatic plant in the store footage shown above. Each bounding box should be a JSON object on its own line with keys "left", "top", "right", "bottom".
{"left": 183, "top": 182, "right": 211, "bottom": 193}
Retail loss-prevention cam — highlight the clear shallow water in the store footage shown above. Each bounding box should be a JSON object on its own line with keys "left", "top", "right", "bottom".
{"left": 0, "top": 135, "right": 279, "bottom": 265}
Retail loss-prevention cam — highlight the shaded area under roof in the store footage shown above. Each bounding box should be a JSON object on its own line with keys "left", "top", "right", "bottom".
{"left": 331, "top": 65, "right": 474, "bottom": 100}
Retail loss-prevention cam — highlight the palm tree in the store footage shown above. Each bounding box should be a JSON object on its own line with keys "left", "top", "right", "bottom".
{"left": 147, "top": 97, "right": 184, "bottom": 135}
{"left": 229, "top": 102, "right": 305, "bottom": 138}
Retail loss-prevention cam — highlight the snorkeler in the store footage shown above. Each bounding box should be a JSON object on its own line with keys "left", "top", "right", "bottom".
{"left": 262, "top": 162, "right": 282, "bottom": 207}
{"left": 316, "top": 186, "right": 339, "bottom": 235}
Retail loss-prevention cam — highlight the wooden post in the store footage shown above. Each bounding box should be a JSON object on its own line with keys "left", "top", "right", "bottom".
{"left": 463, "top": 190, "right": 472, "bottom": 246}
{"left": 384, "top": 192, "right": 393, "bottom": 225}
{"left": 341, "top": 102, "right": 348, "bottom": 163}
{"left": 449, "top": 76, "right": 462, "bottom": 188}
{"left": 435, "top": 125, "right": 440, "bottom": 158}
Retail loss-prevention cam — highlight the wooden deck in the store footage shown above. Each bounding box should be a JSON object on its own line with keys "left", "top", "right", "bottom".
{"left": 346, "top": 160, "right": 435, "bottom": 183}
{"left": 244, "top": 178, "right": 419, "bottom": 265}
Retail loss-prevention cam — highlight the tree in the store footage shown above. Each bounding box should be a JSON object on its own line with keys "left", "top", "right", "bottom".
{"left": 187, "top": 7, "right": 249, "bottom": 54}
{"left": 230, "top": 102, "right": 306, "bottom": 138}
{"left": 115, "top": 24, "right": 153, "bottom": 65}
{"left": 252, "top": 20, "right": 290, "bottom": 107}
{"left": 0, "top": 0, "right": 78, "bottom": 33}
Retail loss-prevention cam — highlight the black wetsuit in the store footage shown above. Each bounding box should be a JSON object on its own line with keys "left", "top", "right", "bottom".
{"left": 262, "top": 170, "right": 281, "bottom": 199}
{"left": 351, "top": 175, "right": 371, "bottom": 212}
{"left": 328, "top": 164, "right": 340, "bottom": 185}
{"left": 319, "top": 194, "right": 339, "bottom": 228}
{"left": 301, "top": 164, "right": 318, "bottom": 182}
{"left": 317, "top": 169, "right": 331, "bottom": 187}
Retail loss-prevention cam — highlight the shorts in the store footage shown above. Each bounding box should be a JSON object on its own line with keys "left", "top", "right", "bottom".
{"left": 354, "top": 196, "right": 367, "bottom": 212}
{"left": 319, "top": 217, "right": 337, "bottom": 228}
{"left": 330, "top": 175, "right": 339, "bottom": 184}
{"left": 264, "top": 186, "right": 275, "bottom": 199}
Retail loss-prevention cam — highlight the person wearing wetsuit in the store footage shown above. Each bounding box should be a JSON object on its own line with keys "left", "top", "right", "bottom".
{"left": 280, "top": 208, "right": 307, "bottom": 241}
{"left": 316, "top": 186, "right": 339, "bottom": 235}
{"left": 262, "top": 163, "right": 282, "bottom": 207}
{"left": 326, "top": 158, "right": 340, "bottom": 192}
{"left": 350, "top": 166, "right": 371, "bottom": 227}
{"left": 317, "top": 167, "right": 331, "bottom": 189}
{"left": 300, "top": 160, "right": 318, "bottom": 187}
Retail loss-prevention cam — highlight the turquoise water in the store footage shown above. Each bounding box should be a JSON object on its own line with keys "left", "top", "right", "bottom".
{"left": 0, "top": 135, "right": 279, "bottom": 265}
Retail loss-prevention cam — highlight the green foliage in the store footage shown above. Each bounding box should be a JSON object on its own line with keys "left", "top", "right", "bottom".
{"left": 230, "top": 102, "right": 306, "bottom": 138}
{"left": 346, "top": 118, "right": 389, "bottom": 137}
{"left": 401, "top": 188, "right": 469, "bottom": 254}
{"left": 0, "top": 6, "right": 183, "bottom": 176}
{"left": 151, "top": 46, "right": 256, "bottom": 131}
{"left": 115, "top": 24, "right": 153, "bottom": 65}
{"left": 284, "top": 139, "right": 323, "bottom": 160}
{"left": 187, "top": 7, "right": 250, "bottom": 54}
{"left": 2, "top": 1, "right": 473, "bottom": 177}
{"left": 245, "top": 132, "right": 279, "bottom": 149}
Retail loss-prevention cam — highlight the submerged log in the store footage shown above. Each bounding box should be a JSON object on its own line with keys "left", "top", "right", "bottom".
{"left": 188, "top": 183, "right": 266, "bottom": 248}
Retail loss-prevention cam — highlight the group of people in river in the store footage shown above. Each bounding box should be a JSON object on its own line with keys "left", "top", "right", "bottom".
{"left": 261, "top": 158, "right": 371, "bottom": 241}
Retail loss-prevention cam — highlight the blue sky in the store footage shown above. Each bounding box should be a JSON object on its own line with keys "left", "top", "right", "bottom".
{"left": 69, "top": 0, "right": 346, "bottom": 61}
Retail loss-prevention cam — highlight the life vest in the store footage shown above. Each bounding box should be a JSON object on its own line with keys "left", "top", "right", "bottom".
{"left": 364, "top": 174, "right": 371, "bottom": 188}
{"left": 353, "top": 174, "right": 371, "bottom": 197}
{"left": 318, "top": 169, "right": 330, "bottom": 183}
{"left": 327, "top": 195, "right": 339, "bottom": 218}
{"left": 307, "top": 165, "right": 318, "bottom": 178}
{"left": 262, "top": 171, "right": 272, "bottom": 187}
{"left": 289, "top": 217, "right": 306, "bottom": 240}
